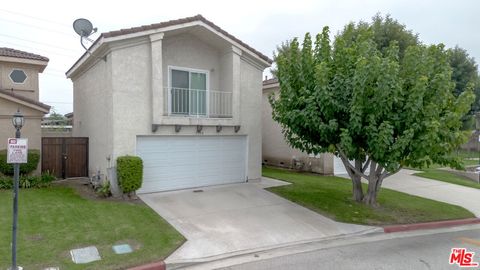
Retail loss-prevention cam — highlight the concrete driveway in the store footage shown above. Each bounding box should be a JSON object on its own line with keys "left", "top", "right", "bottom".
{"left": 139, "top": 178, "right": 377, "bottom": 264}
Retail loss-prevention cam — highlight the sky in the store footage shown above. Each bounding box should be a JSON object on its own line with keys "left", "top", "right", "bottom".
{"left": 0, "top": 0, "right": 478, "bottom": 115}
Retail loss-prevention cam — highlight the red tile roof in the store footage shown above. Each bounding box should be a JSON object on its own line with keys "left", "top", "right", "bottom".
{"left": 0, "top": 47, "right": 49, "bottom": 62}
{"left": 0, "top": 89, "right": 51, "bottom": 111}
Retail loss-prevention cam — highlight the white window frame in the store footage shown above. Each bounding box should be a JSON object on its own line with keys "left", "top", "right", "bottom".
{"left": 168, "top": 65, "right": 210, "bottom": 117}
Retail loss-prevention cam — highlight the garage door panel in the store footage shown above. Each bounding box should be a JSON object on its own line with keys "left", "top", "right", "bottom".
{"left": 333, "top": 156, "right": 357, "bottom": 175}
{"left": 136, "top": 136, "right": 247, "bottom": 193}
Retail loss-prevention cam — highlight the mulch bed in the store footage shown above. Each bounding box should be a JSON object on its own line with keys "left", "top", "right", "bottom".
{"left": 53, "top": 178, "right": 144, "bottom": 204}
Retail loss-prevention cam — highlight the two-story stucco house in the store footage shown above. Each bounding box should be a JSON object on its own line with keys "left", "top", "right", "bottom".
{"left": 0, "top": 48, "right": 50, "bottom": 172}
{"left": 66, "top": 15, "right": 272, "bottom": 194}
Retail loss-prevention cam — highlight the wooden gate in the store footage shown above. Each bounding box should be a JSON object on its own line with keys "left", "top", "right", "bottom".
{"left": 41, "top": 137, "right": 88, "bottom": 179}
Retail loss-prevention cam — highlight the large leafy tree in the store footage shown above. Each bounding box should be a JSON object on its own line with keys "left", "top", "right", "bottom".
{"left": 448, "top": 46, "right": 480, "bottom": 129}
{"left": 271, "top": 18, "right": 474, "bottom": 206}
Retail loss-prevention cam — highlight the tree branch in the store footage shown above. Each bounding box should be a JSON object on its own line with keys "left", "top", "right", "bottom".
{"left": 336, "top": 146, "right": 369, "bottom": 179}
{"left": 375, "top": 163, "right": 384, "bottom": 177}
{"left": 362, "top": 156, "right": 371, "bottom": 173}
{"left": 385, "top": 166, "right": 402, "bottom": 178}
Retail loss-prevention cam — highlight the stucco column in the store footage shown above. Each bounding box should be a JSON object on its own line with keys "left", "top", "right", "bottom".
{"left": 150, "top": 33, "right": 164, "bottom": 125}
{"left": 232, "top": 46, "right": 242, "bottom": 124}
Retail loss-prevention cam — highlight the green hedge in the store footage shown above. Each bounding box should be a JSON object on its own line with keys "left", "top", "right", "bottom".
{"left": 0, "top": 171, "right": 56, "bottom": 189}
{"left": 117, "top": 156, "right": 143, "bottom": 194}
{"left": 0, "top": 149, "right": 40, "bottom": 176}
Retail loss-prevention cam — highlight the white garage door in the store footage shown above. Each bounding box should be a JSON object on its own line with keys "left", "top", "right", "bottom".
{"left": 136, "top": 136, "right": 247, "bottom": 193}
{"left": 334, "top": 156, "right": 351, "bottom": 175}
{"left": 334, "top": 157, "right": 357, "bottom": 175}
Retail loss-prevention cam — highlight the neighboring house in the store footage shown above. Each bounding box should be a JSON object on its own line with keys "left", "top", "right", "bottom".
{"left": 0, "top": 47, "right": 50, "bottom": 173}
{"left": 262, "top": 78, "right": 348, "bottom": 175}
{"left": 66, "top": 15, "right": 272, "bottom": 193}
{"left": 41, "top": 113, "right": 73, "bottom": 137}
{"left": 64, "top": 112, "right": 73, "bottom": 125}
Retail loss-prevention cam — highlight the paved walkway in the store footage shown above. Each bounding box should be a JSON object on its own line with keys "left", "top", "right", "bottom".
{"left": 382, "top": 169, "right": 480, "bottom": 217}
{"left": 139, "top": 178, "right": 378, "bottom": 264}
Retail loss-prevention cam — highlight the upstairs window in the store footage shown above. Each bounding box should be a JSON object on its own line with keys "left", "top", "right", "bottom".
{"left": 169, "top": 67, "right": 208, "bottom": 116}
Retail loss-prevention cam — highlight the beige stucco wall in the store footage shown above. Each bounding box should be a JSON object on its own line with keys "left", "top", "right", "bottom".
{"left": 0, "top": 57, "right": 48, "bottom": 175}
{"left": 0, "top": 62, "right": 40, "bottom": 100}
{"left": 262, "top": 85, "right": 333, "bottom": 174}
{"left": 239, "top": 60, "right": 262, "bottom": 180}
{"left": 162, "top": 33, "right": 221, "bottom": 93}
{"left": 71, "top": 56, "right": 113, "bottom": 177}
{"left": 110, "top": 42, "right": 151, "bottom": 160}
{"left": 71, "top": 31, "right": 267, "bottom": 184}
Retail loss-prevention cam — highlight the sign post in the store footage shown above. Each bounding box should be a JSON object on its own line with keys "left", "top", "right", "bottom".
{"left": 7, "top": 137, "right": 27, "bottom": 270}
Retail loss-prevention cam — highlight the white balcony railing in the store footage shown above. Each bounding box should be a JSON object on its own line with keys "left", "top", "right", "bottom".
{"left": 167, "top": 87, "right": 232, "bottom": 118}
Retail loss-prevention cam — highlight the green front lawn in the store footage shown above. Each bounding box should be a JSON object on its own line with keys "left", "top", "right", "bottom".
{"left": 0, "top": 187, "right": 184, "bottom": 270}
{"left": 414, "top": 169, "right": 480, "bottom": 189}
{"left": 263, "top": 166, "right": 474, "bottom": 226}
{"left": 463, "top": 159, "right": 479, "bottom": 167}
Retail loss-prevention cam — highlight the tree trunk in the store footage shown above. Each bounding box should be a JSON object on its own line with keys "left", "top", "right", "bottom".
{"left": 363, "top": 181, "right": 378, "bottom": 206}
{"left": 340, "top": 155, "right": 364, "bottom": 202}
{"left": 362, "top": 161, "right": 386, "bottom": 207}
{"left": 352, "top": 160, "right": 364, "bottom": 202}
{"left": 335, "top": 146, "right": 401, "bottom": 207}
{"left": 352, "top": 174, "right": 363, "bottom": 202}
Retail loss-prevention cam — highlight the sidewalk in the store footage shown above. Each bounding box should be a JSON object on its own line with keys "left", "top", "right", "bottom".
{"left": 382, "top": 169, "right": 480, "bottom": 217}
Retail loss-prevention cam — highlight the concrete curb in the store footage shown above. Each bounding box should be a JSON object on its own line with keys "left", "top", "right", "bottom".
{"left": 166, "top": 227, "right": 383, "bottom": 269}
{"left": 383, "top": 218, "right": 480, "bottom": 233}
{"left": 128, "top": 261, "right": 166, "bottom": 270}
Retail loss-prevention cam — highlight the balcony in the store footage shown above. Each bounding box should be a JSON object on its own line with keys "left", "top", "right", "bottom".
{"left": 167, "top": 87, "right": 232, "bottom": 118}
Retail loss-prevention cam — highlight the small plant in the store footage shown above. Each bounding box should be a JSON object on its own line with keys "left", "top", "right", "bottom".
{"left": 0, "top": 176, "right": 12, "bottom": 189}
{"left": 20, "top": 176, "right": 32, "bottom": 189}
{"left": 117, "top": 155, "right": 143, "bottom": 196}
{"left": 96, "top": 180, "right": 111, "bottom": 198}
{"left": 0, "top": 172, "right": 56, "bottom": 190}
{"left": 0, "top": 149, "right": 41, "bottom": 176}
{"left": 40, "top": 171, "right": 56, "bottom": 187}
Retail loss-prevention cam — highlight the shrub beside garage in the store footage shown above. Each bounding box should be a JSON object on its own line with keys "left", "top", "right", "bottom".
{"left": 117, "top": 155, "right": 143, "bottom": 196}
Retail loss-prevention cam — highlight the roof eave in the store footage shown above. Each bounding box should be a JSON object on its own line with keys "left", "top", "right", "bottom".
{"left": 0, "top": 92, "right": 50, "bottom": 113}
{"left": 0, "top": 56, "right": 49, "bottom": 72}
{"left": 66, "top": 36, "right": 105, "bottom": 78}
{"left": 262, "top": 82, "right": 280, "bottom": 90}
{"left": 67, "top": 17, "right": 273, "bottom": 77}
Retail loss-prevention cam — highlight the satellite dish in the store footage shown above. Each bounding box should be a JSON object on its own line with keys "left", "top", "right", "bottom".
{"left": 73, "top": 18, "right": 94, "bottom": 37}
{"left": 72, "top": 18, "right": 97, "bottom": 52}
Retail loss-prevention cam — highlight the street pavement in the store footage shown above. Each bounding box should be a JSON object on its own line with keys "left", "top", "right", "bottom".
{"left": 215, "top": 225, "right": 480, "bottom": 270}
